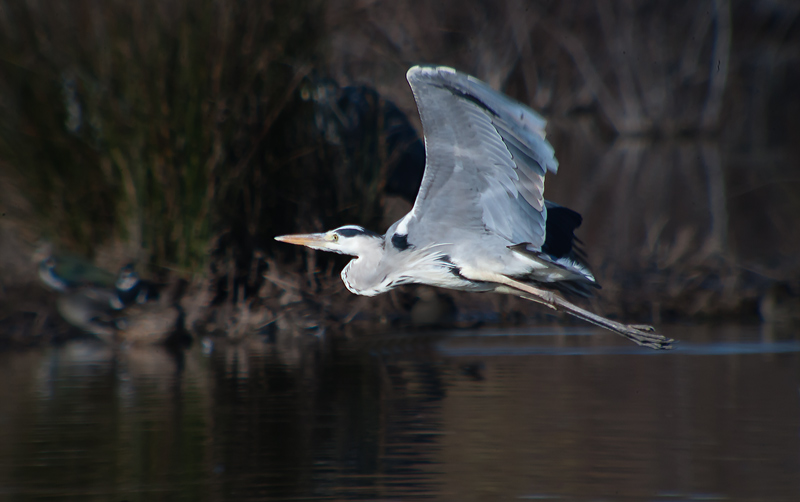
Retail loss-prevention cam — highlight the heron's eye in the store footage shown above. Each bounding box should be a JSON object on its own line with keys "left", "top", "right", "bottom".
{"left": 332, "top": 234, "right": 339, "bottom": 242}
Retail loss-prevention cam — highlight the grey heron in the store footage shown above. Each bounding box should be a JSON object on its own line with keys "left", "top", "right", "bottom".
{"left": 276, "top": 65, "right": 672, "bottom": 349}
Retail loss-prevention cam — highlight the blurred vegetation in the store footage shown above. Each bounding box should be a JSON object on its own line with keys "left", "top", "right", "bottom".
{"left": 1, "top": 0, "right": 799, "bottom": 340}
{"left": 1, "top": 0, "right": 330, "bottom": 273}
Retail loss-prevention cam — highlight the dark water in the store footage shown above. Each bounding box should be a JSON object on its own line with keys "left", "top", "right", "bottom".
{"left": 1, "top": 325, "right": 798, "bottom": 501}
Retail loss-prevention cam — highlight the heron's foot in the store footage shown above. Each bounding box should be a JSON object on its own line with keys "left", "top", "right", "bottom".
{"left": 621, "top": 323, "right": 673, "bottom": 350}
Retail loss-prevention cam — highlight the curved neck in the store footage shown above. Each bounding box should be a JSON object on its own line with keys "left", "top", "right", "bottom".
{"left": 341, "top": 239, "right": 386, "bottom": 296}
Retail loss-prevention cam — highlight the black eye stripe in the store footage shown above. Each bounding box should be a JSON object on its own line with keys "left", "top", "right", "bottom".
{"left": 336, "top": 227, "right": 364, "bottom": 237}
{"left": 335, "top": 226, "right": 381, "bottom": 238}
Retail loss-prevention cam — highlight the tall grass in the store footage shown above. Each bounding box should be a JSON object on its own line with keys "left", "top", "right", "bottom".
{"left": 0, "top": 0, "right": 324, "bottom": 274}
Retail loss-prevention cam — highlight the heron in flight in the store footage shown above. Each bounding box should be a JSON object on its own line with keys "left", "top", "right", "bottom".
{"left": 276, "top": 65, "right": 672, "bottom": 349}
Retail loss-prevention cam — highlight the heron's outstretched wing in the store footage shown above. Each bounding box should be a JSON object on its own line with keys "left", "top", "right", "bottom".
{"left": 397, "top": 65, "right": 558, "bottom": 249}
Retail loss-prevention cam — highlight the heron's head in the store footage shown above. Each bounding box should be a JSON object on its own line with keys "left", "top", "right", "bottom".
{"left": 275, "top": 225, "right": 382, "bottom": 257}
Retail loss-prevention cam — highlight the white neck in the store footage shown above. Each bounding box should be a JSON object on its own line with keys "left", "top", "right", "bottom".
{"left": 340, "top": 239, "right": 387, "bottom": 296}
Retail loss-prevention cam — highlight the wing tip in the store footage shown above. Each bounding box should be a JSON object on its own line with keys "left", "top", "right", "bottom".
{"left": 407, "top": 64, "right": 458, "bottom": 83}
{"left": 406, "top": 64, "right": 559, "bottom": 174}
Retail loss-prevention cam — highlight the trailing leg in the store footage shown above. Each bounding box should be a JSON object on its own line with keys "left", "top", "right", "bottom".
{"left": 488, "top": 273, "right": 673, "bottom": 349}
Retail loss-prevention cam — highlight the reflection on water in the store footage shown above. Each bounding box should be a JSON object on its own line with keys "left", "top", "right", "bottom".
{"left": 0, "top": 325, "right": 798, "bottom": 501}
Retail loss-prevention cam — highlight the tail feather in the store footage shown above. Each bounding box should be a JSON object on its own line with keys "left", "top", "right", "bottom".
{"left": 508, "top": 243, "right": 600, "bottom": 298}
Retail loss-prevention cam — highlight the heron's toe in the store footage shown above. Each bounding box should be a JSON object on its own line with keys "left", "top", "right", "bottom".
{"left": 622, "top": 324, "right": 673, "bottom": 349}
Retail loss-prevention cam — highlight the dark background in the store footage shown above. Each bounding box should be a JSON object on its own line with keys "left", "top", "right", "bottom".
{"left": 1, "top": 0, "right": 799, "bottom": 337}
{"left": 1, "top": 4, "right": 800, "bottom": 500}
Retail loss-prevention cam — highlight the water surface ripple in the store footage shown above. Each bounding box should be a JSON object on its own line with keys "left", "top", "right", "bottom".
{"left": 0, "top": 324, "right": 797, "bottom": 501}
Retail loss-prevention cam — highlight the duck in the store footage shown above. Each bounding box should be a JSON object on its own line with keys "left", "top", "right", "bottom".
{"left": 34, "top": 246, "right": 178, "bottom": 343}
{"left": 37, "top": 252, "right": 117, "bottom": 293}
{"left": 55, "top": 286, "right": 121, "bottom": 339}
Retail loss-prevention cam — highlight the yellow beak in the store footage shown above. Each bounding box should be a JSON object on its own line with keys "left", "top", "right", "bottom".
{"left": 274, "top": 232, "right": 331, "bottom": 250}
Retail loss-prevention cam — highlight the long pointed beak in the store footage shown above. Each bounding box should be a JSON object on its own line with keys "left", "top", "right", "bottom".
{"left": 274, "top": 232, "right": 331, "bottom": 250}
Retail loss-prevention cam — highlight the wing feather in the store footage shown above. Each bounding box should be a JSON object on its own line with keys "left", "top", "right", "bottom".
{"left": 402, "top": 65, "right": 558, "bottom": 249}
